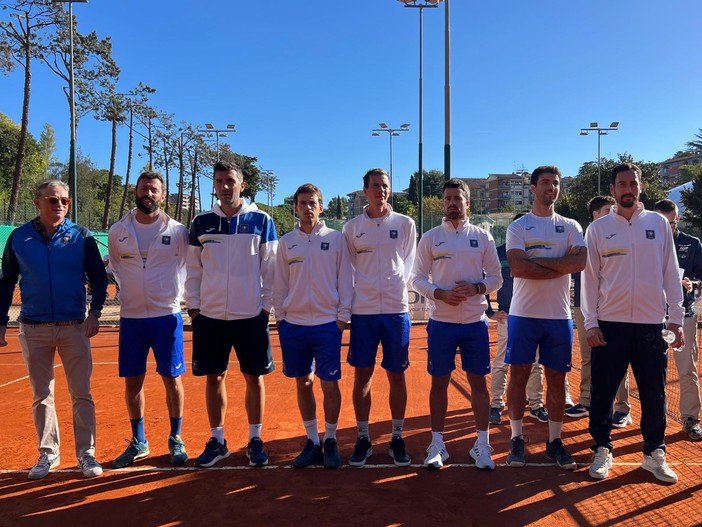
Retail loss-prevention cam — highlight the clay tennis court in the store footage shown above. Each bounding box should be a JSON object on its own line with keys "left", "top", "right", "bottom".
{"left": 1, "top": 323, "right": 701, "bottom": 527}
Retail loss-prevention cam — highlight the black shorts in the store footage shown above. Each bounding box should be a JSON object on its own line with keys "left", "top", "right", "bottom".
{"left": 191, "top": 311, "right": 275, "bottom": 376}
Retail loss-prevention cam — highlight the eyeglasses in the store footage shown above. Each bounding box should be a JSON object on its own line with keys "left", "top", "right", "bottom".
{"left": 41, "top": 196, "right": 71, "bottom": 206}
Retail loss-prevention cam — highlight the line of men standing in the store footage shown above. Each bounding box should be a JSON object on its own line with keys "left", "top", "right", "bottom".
{"left": 2, "top": 160, "right": 698, "bottom": 484}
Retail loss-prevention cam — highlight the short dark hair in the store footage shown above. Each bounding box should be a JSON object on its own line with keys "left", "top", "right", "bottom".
{"left": 587, "top": 195, "right": 615, "bottom": 219}
{"left": 530, "top": 166, "right": 562, "bottom": 186}
{"left": 442, "top": 178, "right": 470, "bottom": 200}
{"left": 610, "top": 162, "right": 641, "bottom": 186}
{"left": 653, "top": 198, "right": 678, "bottom": 215}
{"left": 135, "top": 171, "right": 164, "bottom": 190}
{"left": 213, "top": 160, "right": 243, "bottom": 181}
{"left": 363, "top": 168, "right": 389, "bottom": 189}
{"left": 293, "top": 183, "right": 323, "bottom": 206}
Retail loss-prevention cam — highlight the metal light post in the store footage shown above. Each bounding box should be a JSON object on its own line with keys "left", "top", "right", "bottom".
{"left": 372, "top": 123, "right": 410, "bottom": 206}
{"left": 580, "top": 121, "right": 619, "bottom": 194}
{"left": 398, "top": 0, "right": 441, "bottom": 235}
{"left": 52, "top": 0, "right": 88, "bottom": 223}
{"left": 203, "top": 123, "right": 235, "bottom": 161}
{"left": 259, "top": 169, "right": 276, "bottom": 210}
{"left": 444, "top": 0, "right": 451, "bottom": 181}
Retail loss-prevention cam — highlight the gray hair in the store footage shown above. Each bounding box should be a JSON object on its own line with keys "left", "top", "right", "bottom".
{"left": 35, "top": 179, "right": 70, "bottom": 199}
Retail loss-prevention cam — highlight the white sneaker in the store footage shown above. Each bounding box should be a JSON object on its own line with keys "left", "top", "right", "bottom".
{"left": 589, "top": 447, "right": 613, "bottom": 480}
{"left": 79, "top": 455, "right": 103, "bottom": 478}
{"left": 470, "top": 442, "right": 495, "bottom": 470}
{"left": 424, "top": 442, "right": 449, "bottom": 469}
{"left": 642, "top": 449, "right": 677, "bottom": 484}
{"left": 28, "top": 453, "right": 60, "bottom": 480}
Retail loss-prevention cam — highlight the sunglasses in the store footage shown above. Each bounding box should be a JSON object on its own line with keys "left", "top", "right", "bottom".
{"left": 41, "top": 196, "right": 71, "bottom": 206}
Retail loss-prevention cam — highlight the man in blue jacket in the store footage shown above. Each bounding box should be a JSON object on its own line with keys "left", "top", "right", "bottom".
{"left": 0, "top": 179, "right": 107, "bottom": 480}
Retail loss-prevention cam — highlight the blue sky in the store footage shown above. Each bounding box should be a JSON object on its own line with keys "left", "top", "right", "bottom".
{"left": 3, "top": 0, "right": 702, "bottom": 207}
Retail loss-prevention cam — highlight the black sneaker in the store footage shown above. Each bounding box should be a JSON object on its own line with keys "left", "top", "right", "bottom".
{"left": 348, "top": 436, "right": 372, "bottom": 467}
{"left": 545, "top": 438, "right": 577, "bottom": 470}
{"left": 195, "top": 437, "right": 230, "bottom": 468}
{"left": 506, "top": 436, "right": 526, "bottom": 467}
{"left": 323, "top": 438, "right": 341, "bottom": 469}
{"left": 292, "top": 439, "right": 322, "bottom": 468}
{"left": 389, "top": 436, "right": 411, "bottom": 467}
{"left": 565, "top": 404, "right": 589, "bottom": 418}
{"left": 247, "top": 437, "right": 269, "bottom": 467}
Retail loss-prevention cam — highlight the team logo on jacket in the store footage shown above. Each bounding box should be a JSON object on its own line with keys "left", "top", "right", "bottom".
{"left": 555, "top": 225, "right": 564, "bottom": 233}
{"left": 646, "top": 230, "right": 655, "bottom": 239}
{"left": 62, "top": 235, "right": 71, "bottom": 244}
{"left": 470, "top": 239, "right": 478, "bottom": 248}
{"left": 118, "top": 236, "right": 128, "bottom": 242}
{"left": 389, "top": 230, "right": 398, "bottom": 239}
{"left": 239, "top": 224, "right": 250, "bottom": 234}
{"left": 162, "top": 235, "right": 171, "bottom": 245}
{"left": 321, "top": 242, "right": 329, "bottom": 251}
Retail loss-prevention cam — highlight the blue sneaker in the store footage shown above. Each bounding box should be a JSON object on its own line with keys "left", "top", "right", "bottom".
{"left": 528, "top": 407, "right": 549, "bottom": 423}
{"left": 113, "top": 438, "right": 150, "bottom": 468}
{"left": 489, "top": 407, "right": 503, "bottom": 425}
{"left": 168, "top": 435, "right": 188, "bottom": 466}
{"left": 247, "top": 437, "right": 269, "bottom": 467}
{"left": 506, "top": 436, "right": 526, "bottom": 467}
{"left": 292, "top": 439, "right": 322, "bottom": 468}
{"left": 323, "top": 438, "right": 341, "bottom": 469}
{"left": 612, "top": 411, "right": 632, "bottom": 428}
{"left": 195, "top": 437, "right": 230, "bottom": 468}
{"left": 348, "top": 436, "right": 373, "bottom": 467}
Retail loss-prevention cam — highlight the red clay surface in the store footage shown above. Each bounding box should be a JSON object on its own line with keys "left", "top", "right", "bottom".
{"left": 1, "top": 324, "right": 701, "bottom": 527}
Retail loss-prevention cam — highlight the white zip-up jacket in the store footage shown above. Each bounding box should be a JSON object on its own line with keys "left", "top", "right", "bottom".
{"left": 185, "top": 200, "right": 278, "bottom": 320}
{"left": 108, "top": 209, "right": 188, "bottom": 318}
{"left": 582, "top": 203, "right": 684, "bottom": 329}
{"left": 410, "top": 219, "right": 502, "bottom": 324}
{"left": 273, "top": 221, "right": 353, "bottom": 326}
{"left": 342, "top": 207, "right": 416, "bottom": 315}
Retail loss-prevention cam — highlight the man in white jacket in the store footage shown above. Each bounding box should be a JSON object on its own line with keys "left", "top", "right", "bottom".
{"left": 273, "top": 183, "right": 353, "bottom": 469}
{"left": 583, "top": 163, "right": 684, "bottom": 483}
{"left": 186, "top": 161, "right": 278, "bottom": 468}
{"left": 342, "top": 168, "right": 417, "bottom": 467}
{"left": 410, "top": 179, "right": 502, "bottom": 470}
{"left": 108, "top": 171, "right": 189, "bottom": 468}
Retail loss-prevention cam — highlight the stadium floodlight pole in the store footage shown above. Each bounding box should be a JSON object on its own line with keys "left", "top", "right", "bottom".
{"left": 444, "top": 0, "right": 451, "bottom": 181}
{"left": 259, "top": 169, "right": 276, "bottom": 209}
{"left": 202, "top": 123, "right": 236, "bottom": 162}
{"left": 579, "top": 121, "right": 619, "bottom": 195}
{"left": 372, "top": 123, "right": 410, "bottom": 207}
{"left": 398, "top": 0, "right": 442, "bottom": 236}
{"left": 51, "top": 0, "right": 88, "bottom": 223}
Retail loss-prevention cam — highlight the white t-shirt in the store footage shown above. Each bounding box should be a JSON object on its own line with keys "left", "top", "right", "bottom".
{"left": 133, "top": 219, "right": 162, "bottom": 266}
{"left": 506, "top": 212, "right": 584, "bottom": 320}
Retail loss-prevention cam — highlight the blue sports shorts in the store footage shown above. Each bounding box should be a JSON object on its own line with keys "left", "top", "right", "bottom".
{"left": 278, "top": 320, "right": 342, "bottom": 381}
{"left": 119, "top": 313, "right": 185, "bottom": 378}
{"left": 506, "top": 315, "right": 573, "bottom": 372}
{"left": 348, "top": 313, "right": 410, "bottom": 373}
{"left": 426, "top": 318, "right": 490, "bottom": 376}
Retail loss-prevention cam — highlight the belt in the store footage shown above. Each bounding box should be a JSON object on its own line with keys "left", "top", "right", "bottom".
{"left": 20, "top": 319, "right": 82, "bottom": 326}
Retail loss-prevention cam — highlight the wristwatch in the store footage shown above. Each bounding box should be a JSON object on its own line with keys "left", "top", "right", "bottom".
{"left": 89, "top": 309, "right": 102, "bottom": 319}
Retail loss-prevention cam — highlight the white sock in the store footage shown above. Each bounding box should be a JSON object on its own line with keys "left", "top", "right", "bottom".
{"left": 211, "top": 427, "right": 225, "bottom": 444}
{"left": 510, "top": 419, "right": 523, "bottom": 439}
{"left": 391, "top": 418, "right": 404, "bottom": 438}
{"left": 431, "top": 431, "right": 444, "bottom": 446}
{"left": 356, "top": 421, "right": 370, "bottom": 439}
{"left": 477, "top": 429, "right": 489, "bottom": 446}
{"left": 548, "top": 420, "right": 563, "bottom": 442}
{"left": 324, "top": 421, "right": 338, "bottom": 441}
{"left": 303, "top": 419, "right": 320, "bottom": 445}
{"left": 249, "top": 423, "right": 262, "bottom": 441}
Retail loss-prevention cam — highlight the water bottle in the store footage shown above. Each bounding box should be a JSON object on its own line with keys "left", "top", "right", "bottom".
{"left": 661, "top": 329, "right": 682, "bottom": 352}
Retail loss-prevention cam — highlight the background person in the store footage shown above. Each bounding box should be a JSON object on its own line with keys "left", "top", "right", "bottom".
{"left": 0, "top": 179, "right": 107, "bottom": 480}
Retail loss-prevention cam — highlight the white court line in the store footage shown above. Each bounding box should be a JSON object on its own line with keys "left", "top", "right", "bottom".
{"left": 3, "top": 461, "right": 702, "bottom": 475}
{"left": 0, "top": 364, "right": 63, "bottom": 389}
